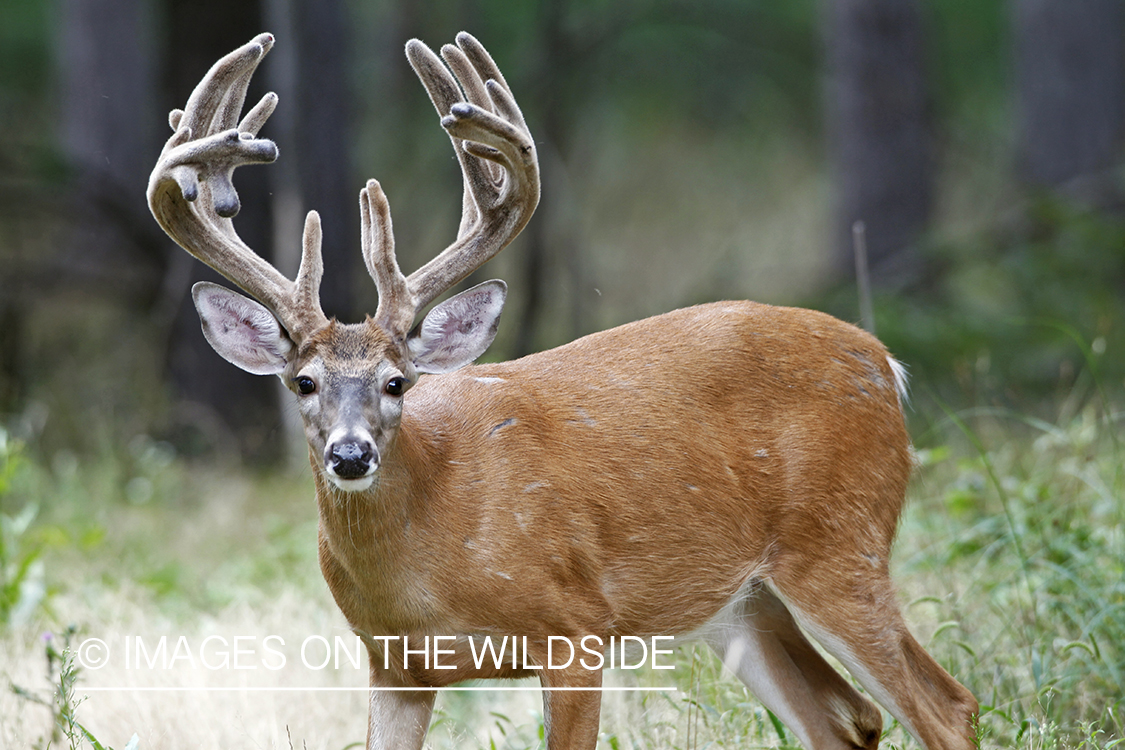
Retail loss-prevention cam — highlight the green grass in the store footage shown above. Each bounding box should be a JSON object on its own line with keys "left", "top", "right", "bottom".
{"left": 1, "top": 398, "right": 1122, "bottom": 748}
{"left": 902, "top": 406, "right": 1124, "bottom": 749}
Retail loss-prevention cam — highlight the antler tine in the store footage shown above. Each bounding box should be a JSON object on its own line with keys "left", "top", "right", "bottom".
{"left": 177, "top": 33, "right": 270, "bottom": 136}
{"left": 147, "top": 33, "right": 328, "bottom": 343}
{"left": 397, "top": 33, "right": 540, "bottom": 314}
{"left": 441, "top": 40, "right": 503, "bottom": 219}
{"left": 296, "top": 211, "right": 327, "bottom": 319}
{"left": 405, "top": 38, "right": 483, "bottom": 240}
{"left": 455, "top": 32, "right": 528, "bottom": 133}
{"left": 360, "top": 180, "right": 414, "bottom": 339}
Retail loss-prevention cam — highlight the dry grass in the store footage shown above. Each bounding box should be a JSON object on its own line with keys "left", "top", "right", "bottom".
{"left": 2, "top": 590, "right": 369, "bottom": 749}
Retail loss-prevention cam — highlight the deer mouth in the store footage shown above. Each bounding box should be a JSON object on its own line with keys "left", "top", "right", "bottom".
{"left": 327, "top": 474, "right": 377, "bottom": 493}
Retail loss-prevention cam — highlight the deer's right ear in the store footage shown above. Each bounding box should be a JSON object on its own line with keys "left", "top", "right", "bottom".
{"left": 192, "top": 281, "right": 293, "bottom": 376}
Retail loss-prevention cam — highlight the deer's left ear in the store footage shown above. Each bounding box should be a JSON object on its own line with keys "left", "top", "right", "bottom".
{"left": 193, "top": 281, "right": 294, "bottom": 376}
{"left": 408, "top": 280, "right": 506, "bottom": 374}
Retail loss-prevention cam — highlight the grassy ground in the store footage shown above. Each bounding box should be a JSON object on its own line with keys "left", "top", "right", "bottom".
{"left": 1, "top": 399, "right": 1122, "bottom": 749}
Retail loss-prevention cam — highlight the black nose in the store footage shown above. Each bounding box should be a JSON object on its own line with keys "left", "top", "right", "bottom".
{"left": 326, "top": 441, "right": 376, "bottom": 479}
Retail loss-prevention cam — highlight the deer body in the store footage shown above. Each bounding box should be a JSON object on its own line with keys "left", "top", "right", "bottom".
{"left": 317, "top": 301, "right": 906, "bottom": 647}
{"left": 148, "top": 32, "right": 978, "bottom": 750}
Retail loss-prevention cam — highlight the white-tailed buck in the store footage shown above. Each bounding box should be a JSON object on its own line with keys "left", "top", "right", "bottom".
{"left": 148, "top": 32, "right": 978, "bottom": 750}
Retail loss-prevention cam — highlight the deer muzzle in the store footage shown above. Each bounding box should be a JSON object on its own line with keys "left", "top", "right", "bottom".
{"left": 324, "top": 430, "right": 378, "bottom": 491}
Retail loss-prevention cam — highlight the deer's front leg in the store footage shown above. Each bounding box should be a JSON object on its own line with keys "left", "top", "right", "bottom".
{"left": 540, "top": 660, "right": 603, "bottom": 750}
{"left": 365, "top": 657, "right": 434, "bottom": 750}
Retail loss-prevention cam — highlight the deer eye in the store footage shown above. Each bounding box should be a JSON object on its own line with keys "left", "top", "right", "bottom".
{"left": 384, "top": 377, "right": 407, "bottom": 397}
{"left": 294, "top": 376, "right": 317, "bottom": 395}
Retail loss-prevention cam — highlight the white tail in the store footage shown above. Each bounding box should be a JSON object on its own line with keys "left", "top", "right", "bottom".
{"left": 147, "top": 32, "right": 977, "bottom": 750}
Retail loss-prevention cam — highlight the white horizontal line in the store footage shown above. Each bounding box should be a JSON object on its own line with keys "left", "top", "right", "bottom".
{"left": 82, "top": 686, "right": 677, "bottom": 693}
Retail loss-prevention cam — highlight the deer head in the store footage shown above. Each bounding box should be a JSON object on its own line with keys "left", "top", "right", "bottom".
{"left": 147, "top": 32, "right": 538, "bottom": 491}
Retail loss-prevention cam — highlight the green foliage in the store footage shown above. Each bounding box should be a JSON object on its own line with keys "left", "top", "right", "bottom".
{"left": 865, "top": 198, "right": 1125, "bottom": 411}
{"left": 659, "top": 647, "right": 801, "bottom": 749}
{"left": 0, "top": 0, "right": 51, "bottom": 151}
{"left": 0, "top": 0, "right": 50, "bottom": 96}
{"left": 10, "top": 625, "right": 140, "bottom": 750}
{"left": 0, "top": 427, "right": 46, "bottom": 628}
{"left": 928, "top": 0, "right": 1008, "bottom": 128}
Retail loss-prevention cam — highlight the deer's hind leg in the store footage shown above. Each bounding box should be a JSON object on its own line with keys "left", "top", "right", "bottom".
{"left": 704, "top": 583, "right": 883, "bottom": 750}
{"left": 769, "top": 558, "right": 978, "bottom": 750}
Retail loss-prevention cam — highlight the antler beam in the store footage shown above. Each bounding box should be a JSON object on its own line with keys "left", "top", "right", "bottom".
{"left": 147, "top": 33, "right": 328, "bottom": 341}
{"left": 362, "top": 32, "right": 540, "bottom": 339}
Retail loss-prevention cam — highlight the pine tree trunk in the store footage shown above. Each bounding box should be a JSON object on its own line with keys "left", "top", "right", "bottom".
{"left": 1013, "top": 0, "right": 1125, "bottom": 197}
{"left": 824, "top": 0, "right": 932, "bottom": 286}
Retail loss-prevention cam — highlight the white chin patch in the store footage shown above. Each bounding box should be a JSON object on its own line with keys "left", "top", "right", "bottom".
{"left": 328, "top": 474, "right": 376, "bottom": 493}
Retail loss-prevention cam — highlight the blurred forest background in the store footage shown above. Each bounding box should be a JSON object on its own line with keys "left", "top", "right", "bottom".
{"left": 0, "top": 0, "right": 1122, "bottom": 463}
{"left": 1, "top": 2, "right": 1124, "bottom": 747}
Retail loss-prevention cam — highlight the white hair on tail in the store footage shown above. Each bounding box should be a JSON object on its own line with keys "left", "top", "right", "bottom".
{"left": 887, "top": 357, "right": 910, "bottom": 407}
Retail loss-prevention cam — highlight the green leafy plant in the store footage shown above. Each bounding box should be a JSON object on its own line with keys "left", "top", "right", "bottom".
{"left": 10, "top": 626, "right": 139, "bottom": 750}
{"left": 0, "top": 426, "right": 46, "bottom": 627}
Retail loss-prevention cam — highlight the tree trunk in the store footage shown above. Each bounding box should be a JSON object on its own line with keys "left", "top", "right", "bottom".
{"left": 298, "top": 0, "right": 354, "bottom": 319}
{"left": 514, "top": 0, "right": 575, "bottom": 357}
{"left": 1013, "top": 0, "right": 1125, "bottom": 197}
{"left": 262, "top": 0, "right": 354, "bottom": 464}
{"left": 824, "top": 0, "right": 932, "bottom": 286}
{"left": 57, "top": 0, "right": 161, "bottom": 292}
